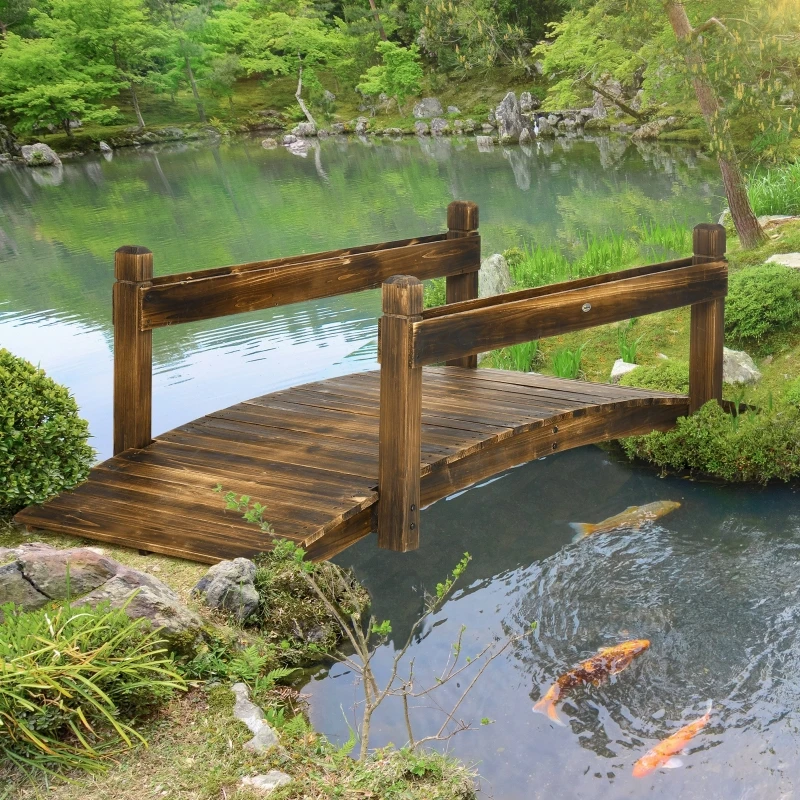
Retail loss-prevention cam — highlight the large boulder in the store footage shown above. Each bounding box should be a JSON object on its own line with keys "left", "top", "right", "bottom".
{"left": 519, "top": 127, "right": 532, "bottom": 146}
{"left": 536, "top": 117, "right": 555, "bottom": 137}
{"left": 354, "top": 117, "right": 369, "bottom": 135}
{"left": 723, "top": 347, "right": 761, "bottom": 385}
{"left": 291, "top": 121, "right": 316, "bottom": 138}
{"left": 193, "top": 558, "right": 260, "bottom": 623}
{"left": 430, "top": 117, "right": 449, "bottom": 136}
{"left": 519, "top": 92, "right": 540, "bottom": 114}
{"left": 21, "top": 143, "right": 62, "bottom": 167}
{"left": 766, "top": 253, "right": 800, "bottom": 270}
{"left": 413, "top": 97, "right": 444, "bottom": 119}
{"left": 479, "top": 254, "right": 513, "bottom": 298}
{"left": 0, "top": 545, "right": 203, "bottom": 642}
{"left": 0, "top": 124, "right": 20, "bottom": 157}
{"left": 475, "top": 135, "right": 495, "bottom": 152}
{"left": 414, "top": 121, "right": 429, "bottom": 136}
{"left": 495, "top": 92, "right": 524, "bottom": 143}
{"left": 631, "top": 117, "right": 676, "bottom": 141}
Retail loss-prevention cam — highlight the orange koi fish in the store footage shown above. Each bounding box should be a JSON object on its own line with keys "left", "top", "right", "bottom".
{"left": 533, "top": 639, "right": 650, "bottom": 726}
{"left": 632, "top": 703, "right": 712, "bottom": 777}
{"left": 570, "top": 501, "right": 681, "bottom": 541}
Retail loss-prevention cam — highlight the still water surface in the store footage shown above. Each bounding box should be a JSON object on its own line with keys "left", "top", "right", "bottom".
{"left": 4, "top": 135, "right": 795, "bottom": 798}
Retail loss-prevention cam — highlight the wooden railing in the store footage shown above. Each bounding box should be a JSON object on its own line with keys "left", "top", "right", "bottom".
{"left": 377, "top": 223, "right": 728, "bottom": 552}
{"left": 112, "top": 200, "right": 481, "bottom": 455}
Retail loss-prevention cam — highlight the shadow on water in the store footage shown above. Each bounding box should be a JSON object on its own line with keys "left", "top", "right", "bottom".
{"left": 318, "top": 447, "right": 800, "bottom": 799}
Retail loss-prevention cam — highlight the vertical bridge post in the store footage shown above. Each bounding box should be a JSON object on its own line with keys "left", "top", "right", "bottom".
{"left": 445, "top": 200, "right": 480, "bottom": 368}
{"left": 689, "top": 223, "right": 726, "bottom": 413}
{"left": 113, "top": 246, "right": 153, "bottom": 455}
{"left": 378, "top": 276, "right": 423, "bottom": 551}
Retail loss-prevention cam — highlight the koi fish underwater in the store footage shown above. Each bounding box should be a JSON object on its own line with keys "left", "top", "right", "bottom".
{"left": 570, "top": 500, "right": 681, "bottom": 541}
{"left": 632, "top": 703, "right": 713, "bottom": 777}
{"left": 532, "top": 639, "right": 650, "bottom": 725}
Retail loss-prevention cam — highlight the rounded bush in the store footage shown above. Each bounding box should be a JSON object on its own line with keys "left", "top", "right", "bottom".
{"left": 619, "top": 360, "right": 690, "bottom": 394}
{"left": 0, "top": 349, "right": 94, "bottom": 515}
{"left": 724, "top": 265, "right": 800, "bottom": 342}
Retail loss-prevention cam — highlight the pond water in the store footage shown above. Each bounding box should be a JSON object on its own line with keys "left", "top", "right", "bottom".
{"left": 4, "top": 134, "right": 792, "bottom": 798}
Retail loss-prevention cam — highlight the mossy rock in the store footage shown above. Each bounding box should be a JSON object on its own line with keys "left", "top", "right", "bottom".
{"left": 659, "top": 129, "right": 706, "bottom": 143}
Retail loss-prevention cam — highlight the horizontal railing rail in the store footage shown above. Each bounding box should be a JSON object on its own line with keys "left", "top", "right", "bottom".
{"left": 376, "top": 222, "right": 728, "bottom": 553}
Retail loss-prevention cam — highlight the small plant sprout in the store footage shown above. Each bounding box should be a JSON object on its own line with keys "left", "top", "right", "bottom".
{"left": 617, "top": 321, "right": 644, "bottom": 364}
{"left": 214, "top": 485, "right": 275, "bottom": 534}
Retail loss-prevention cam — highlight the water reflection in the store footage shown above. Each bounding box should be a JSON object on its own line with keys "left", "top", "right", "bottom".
{"left": 314, "top": 448, "right": 800, "bottom": 799}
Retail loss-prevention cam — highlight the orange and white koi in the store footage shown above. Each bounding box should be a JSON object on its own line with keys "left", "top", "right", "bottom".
{"left": 632, "top": 703, "right": 713, "bottom": 777}
{"left": 533, "top": 639, "right": 650, "bottom": 726}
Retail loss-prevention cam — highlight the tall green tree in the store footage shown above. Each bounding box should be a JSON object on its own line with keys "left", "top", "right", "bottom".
{"left": 0, "top": 32, "right": 119, "bottom": 135}
{"left": 357, "top": 40, "right": 422, "bottom": 112}
{"left": 36, "top": 0, "right": 169, "bottom": 129}
{"left": 0, "top": 0, "right": 34, "bottom": 38}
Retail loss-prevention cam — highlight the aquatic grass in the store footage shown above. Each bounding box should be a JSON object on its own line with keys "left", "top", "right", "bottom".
{"left": 551, "top": 343, "right": 586, "bottom": 379}
{"left": 637, "top": 219, "right": 692, "bottom": 254}
{"left": 576, "top": 231, "right": 639, "bottom": 277}
{"left": 508, "top": 244, "right": 572, "bottom": 287}
{"left": 747, "top": 160, "right": 800, "bottom": 217}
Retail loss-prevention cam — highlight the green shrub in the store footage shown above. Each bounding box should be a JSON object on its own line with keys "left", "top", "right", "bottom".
{"left": 0, "top": 601, "right": 185, "bottom": 775}
{"left": 423, "top": 277, "right": 446, "bottom": 309}
{"left": 724, "top": 265, "right": 800, "bottom": 343}
{"left": 619, "top": 360, "right": 690, "bottom": 394}
{"left": 621, "top": 401, "right": 800, "bottom": 483}
{"left": 786, "top": 377, "right": 800, "bottom": 408}
{"left": 0, "top": 349, "right": 94, "bottom": 516}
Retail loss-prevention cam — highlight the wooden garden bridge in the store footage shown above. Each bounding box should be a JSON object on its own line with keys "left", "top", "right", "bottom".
{"left": 15, "top": 203, "right": 728, "bottom": 563}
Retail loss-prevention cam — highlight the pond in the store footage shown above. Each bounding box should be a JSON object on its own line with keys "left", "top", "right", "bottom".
{"left": 5, "top": 133, "right": 790, "bottom": 798}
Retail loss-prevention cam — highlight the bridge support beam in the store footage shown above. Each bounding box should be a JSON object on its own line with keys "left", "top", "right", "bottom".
{"left": 378, "top": 276, "right": 423, "bottom": 551}
{"left": 113, "top": 246, "right": 153, "bottom": 454}
{"left": 689, "top": 224, "right": 726, "bottom": 413}
{"left": 445, "top": 200, "right": 480, "bottom": 369}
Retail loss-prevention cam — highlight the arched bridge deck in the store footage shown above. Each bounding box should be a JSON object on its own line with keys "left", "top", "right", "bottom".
{"left": 15, "top": 202, "right": 728, "bottom": 562}
{"left": 15, "top": 368, "right": 688, "bottom": 563}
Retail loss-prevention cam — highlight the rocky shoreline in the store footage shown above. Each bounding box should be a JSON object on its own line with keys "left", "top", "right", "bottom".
{"left": 0, "top": 89, "right": 692, "bottom": 167}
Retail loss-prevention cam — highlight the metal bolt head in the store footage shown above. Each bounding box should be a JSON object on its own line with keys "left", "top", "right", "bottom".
{"left": 582, "top": 302, "right": 592, "bottom": 312}
{"left": 410, "top": 522, "right": 416, "bottom": 530}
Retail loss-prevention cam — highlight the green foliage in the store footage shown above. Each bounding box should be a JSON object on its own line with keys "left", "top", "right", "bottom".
{"left": 551, "top": 343, "right": 585, "bottom": 379}
{"left": 0, "top": 349, "right": 94, "bottom": 517}
{"left": 617, "top": 322, "right": 643, "bottom": 364}
{"left": 357, "top": 40, "right": 422, "bottom": 110}
{"left": 489, "top": 340, "right": 539, "bottom": 372}
{"left": 621, "top": 400, "right": 800, "bottom": 483}
{"left": 423, "top": 277, "right": 447, "bottom": 309}
{"left": 0, "top": 600, "right": 185, "bottom": 776}
{"left": 637, "top": 219, "right": 692, "bottom": 253}
{"left": 786, "top": 378, "right": 800, "bottom": 408}
{"left": 619, "top": 360, "right": 690, "bottom": 394}
{"left": 747, "top": 161, "right": 800, "bottom": 216}
{"left": 214, "top": 486, "right": 274, "bottom": 534}
{"left": 434, "top": 552, "right": 471, "bottom": 604}
{"left": 724, "top": 264, "right": 800, "bottom": 342}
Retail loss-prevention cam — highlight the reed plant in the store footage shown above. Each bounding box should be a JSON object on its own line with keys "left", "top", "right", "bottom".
{"left": 490, "top": 340, "right": 539, "bottom": 372}
{"left": 637, "top": 219, "right": 692, "bottom": 253}
{"left": 551, "top": 343, "right": 586, "bottom": 379}
{"left": 576, "top": 232, "right": 639, "bottom": 277}
{"left": 617, "top": 322, "right": 643, "bottom": 364}
{"left": 0, "top": 600, "right": 186, "bottom": 776}
{"left": 747, "top": 160, "right": 800, "bottom": 217}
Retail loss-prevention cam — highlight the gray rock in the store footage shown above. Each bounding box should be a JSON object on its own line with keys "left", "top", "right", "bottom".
{"left": 354, "top": 117, "right": 369, "bottom": 135}
{"left": 533, "top": 60, "right": 545, "bottom": 76}
{"left": 81, "top": 568, "right": 204, "bottom": 638}
{"left": 322, "top": 89, "right": 336, "bottom": 103}
{"left": 0, "top": 563, "right": 50, "bottom": 620}
{"left": 383, "top": 127, "right": 404, "bottom": 137}
{"left": 413, "top": 97, "right": 444, "bottom": 119}
{"left": 241, "top": 771, "right": 292, "bottom": 794}
{"left": 519, "top": 127, "right": 532, "bottom": 145}
{"left": 610, "top": 359, "right": 639, "bottom": 384}
{"left": 193, "top": 558, "right": 260, "bottom": 623}
{"left": 18, "top": 547, "right": 118, "bottom": 600}
{"left": 592, "top": 92, "right": 607, "bottom": 119}
{"left": 330, "top": 123, "right": 345, "bottom": 135}
{"left": 286, "top": 139, "right": 309, "bottom": 157}
{"left": 723, "top": 347, "right": 762, "bottom": 385}
{"left": 631, "top": 117, "right": 676, "bottom": 141}
{"left": 475, "top": 135, "right": 495, "bottom": 152}
{"left": 261, "top": 138, "right": 278, "bottom": 149}
{"left": 452, "top": 119, "right": 463, "bottom": 133}
{"left": 519, "top": 92, "right": 540, "bottom": 113}
{"left": 0, "top": 124, "right": 20, "bottom": 156}
{"left": 536, "top": 117, "right": 555, "bottom": 137}
{"left": 282, "top": 134, "right": 297, "bottom": 145}
{"left": 481, "top": 123, "right": 495, "bottom": 134}
{"left": 414, "top": 121, "right": 429, "bottom": 136}
{"left": 612, "top": 123, "right": 638, "bottom": 134}
{"left": 463, "top": 118, "right": 477, "bottom": 133}
{"left": 21, "top": 143, "right": 62, "bottom": 167}
{"left": 430, "top": 117, "right": 449, "bottom": 136}
{"left": 447, "top": 105, "right": 461, "bottom": 114}
{"left": 766, "top": 253, "right": 800, "bottom": 269}
{"left": 780, "top": 88, "right": 795, "bottom": 104}
{"left": 316, "top": 129, "right": 329, "bottom": 138}
{"left": 232, "top": 682, "right": 280, "bottom": 753}
{"left": 495, "top": 92, "right": 523, "bottom": 143}
{"left": 98, "top": 141, "right": 112, "bottom": 153}
{"left": 292, "top": 121, "right": 316, "bottom": 138}
{"left": 479, "top": 254, "right": 513, "bottom": 298}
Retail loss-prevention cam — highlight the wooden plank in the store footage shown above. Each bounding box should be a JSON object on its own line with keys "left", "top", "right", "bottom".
{"left": 378, "top": 276, "right": 423, "bottom": 551}
{"left": 148, "top": 233, "right": 446, "bottom": 287}
{"left": 113, "top": 246, "right": 153, "bottom": 454}
{"left": 140, "top": 236, "right": 481, "bottom": 330}
{"left": 412, "top": 261, "right": 728, "bottom": 366}
{"left": 689, "top": 224, "right": 726, "bottom": 413}
{"left": 421, "top": 257, "right": 694, "bottom": 320}
{"left": 445, "top": 200, "right": 480, "bottom": 369}
{"left": 305, "top": 506, "right": 376, "bottom": 560}
{"left": 420, "top": 400, "right": 690, "bottom": 508}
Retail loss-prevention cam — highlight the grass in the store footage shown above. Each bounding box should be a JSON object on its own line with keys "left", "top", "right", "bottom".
{"left": 747, "top": 160, "right": 800, "bottom": 217}
{"left": 551, "top": 344, "right": 585, "bottom": 379}
{"left": 487, "top": 340, "right": 539, "bottom": 371}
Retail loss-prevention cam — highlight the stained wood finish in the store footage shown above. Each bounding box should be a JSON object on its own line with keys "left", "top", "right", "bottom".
{"left": 139, "top": 236, "right": 481, "bottom": 330}
{"left": 378, "top": 277, "right": 423, "bottom": 551}
{"left": 412, "top": 260, "right": 728, "bottom": 366}
{"left": 689, "top": 224, "right": 726, "bottom": 412}
{"left": 16, "top": 368, "right": 688, "bottom": 564}
{"left": 445, "top": 200, "right": 480, "bottom": 368}
{"left": 113, "top": 246, "right": 153, "bottom": 454}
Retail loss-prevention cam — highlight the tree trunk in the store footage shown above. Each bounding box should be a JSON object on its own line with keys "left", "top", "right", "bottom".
{"left": 664, "top": 1, "right": 765, "bottom": 249}
{"left": 62, "top": 119, "right": 72, "bottom": 137}
{"left": 586, "top": 81, "right": 643, "bottom": 120}
{"left": 130, "top": 82, "right": 146, "bottom": 129}
{"left": 368, "top": 0, "right": 388, "bottom": 41}
{"left": 184, "top": 53, "right": 207, "bottom": 123}
{"left": 295, "top": 62, "right": 317, "bottom": 128}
